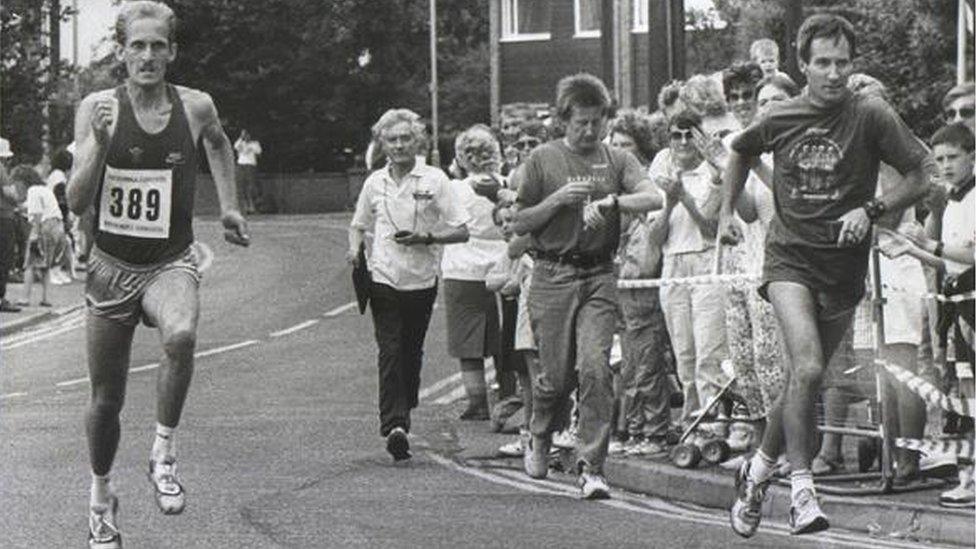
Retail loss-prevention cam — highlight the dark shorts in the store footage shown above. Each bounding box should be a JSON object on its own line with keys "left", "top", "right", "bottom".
{"left": 759, "top": 238, "right": 867, "bottom": 313}
{"left": 443, "top": 278, "right": 500, "bottom": 359}
{"left": 85, "top": 245, "right": 201, "bottom": 327}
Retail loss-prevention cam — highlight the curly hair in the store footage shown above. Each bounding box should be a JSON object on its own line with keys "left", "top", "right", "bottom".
{"left": 679, "top": 75, "right": 727, "bottom": 118}
{"left": 10, "top": 165, "right": 45, "bottom": 188}
{"left": 657, "top": 80, "right": 684, "bottom": 113}
{"left": 722, "top": 62, "right": 763, "bottom": 97}
{"left": 609, "top": 110, "right": 663, "bottom": 164}
{"left": 454, "top": 124, "right": 501, "bottom": 175}
{"left": 555, "top": 73, "right": 613, "bottom": 120}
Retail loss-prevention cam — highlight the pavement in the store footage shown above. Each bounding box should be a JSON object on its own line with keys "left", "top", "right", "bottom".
{"left": 0, "top": 269, "right": 86, "bottom": 337}
{"left": 1, "top": 213, "right": 972, "bottom": 548}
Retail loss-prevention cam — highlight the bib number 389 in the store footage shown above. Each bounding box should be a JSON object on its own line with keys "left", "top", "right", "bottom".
{"left": 99, "top": 166, "right": 172, "bottom": 239}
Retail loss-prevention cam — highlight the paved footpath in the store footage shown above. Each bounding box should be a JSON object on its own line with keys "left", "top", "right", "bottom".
{"left": 0, "top": 214, "right": 970, "bottom": 548}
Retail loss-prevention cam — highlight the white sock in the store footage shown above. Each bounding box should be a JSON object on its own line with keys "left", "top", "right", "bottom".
{"left": 90, "top": 473, "right": 111, "bottom": 508}
{"left": 152, "top": 423, "right": 176, "bottom": 462}
{"left": 790, "top": 469, "right": 815, "bottom": 501}
{"left": 748, "top": 450, "right": 777, "bottom": 483}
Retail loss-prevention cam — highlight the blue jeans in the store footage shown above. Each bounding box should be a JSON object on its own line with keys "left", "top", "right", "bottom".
{"left": 528, "top": 260, "right": 617, "bottom": 473}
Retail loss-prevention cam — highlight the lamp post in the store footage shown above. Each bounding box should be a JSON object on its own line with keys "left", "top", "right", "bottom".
{"left": 429, "top": 0, "right": 441, "bottom": 167}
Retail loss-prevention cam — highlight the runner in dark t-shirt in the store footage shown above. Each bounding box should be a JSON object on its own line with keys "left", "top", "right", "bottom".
{"left": 719, "top": 14, "right": 929, "bottom": 538}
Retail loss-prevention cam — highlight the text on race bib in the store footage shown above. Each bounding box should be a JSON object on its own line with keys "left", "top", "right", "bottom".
{"left": 99, "top": 166, "right": 172, "bottom": 239}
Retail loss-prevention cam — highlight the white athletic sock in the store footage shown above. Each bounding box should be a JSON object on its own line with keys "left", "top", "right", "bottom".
{"left": 152, "top": 423, "right": 176, "bottom": 462}
{"left": 90, "top": 473, "right": 111, "bottom": 508}
{"left": 790, "top": 469, "right": 815, "bottom": 501}
{"left": 748, "top": 450, "right": 777, "bottom": 483}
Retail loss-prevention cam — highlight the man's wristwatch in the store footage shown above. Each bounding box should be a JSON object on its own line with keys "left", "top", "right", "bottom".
{"left": 609, "top": 194, "right": 619, "bottom": 211}
{"left": 424, "top": 232, "right": 435, "bottom": 245}
{"left": 863, "top": 198, "right": 887, "bottom": 222}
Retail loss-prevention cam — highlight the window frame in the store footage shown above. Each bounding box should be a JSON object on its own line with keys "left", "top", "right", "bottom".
{"left": 573, "top": 0, "right": 601, "bottom": 38}
{"left": 500, "top": 0, "right": 552, "bottom": 43}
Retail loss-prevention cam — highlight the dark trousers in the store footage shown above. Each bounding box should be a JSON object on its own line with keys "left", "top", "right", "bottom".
{"left": 370, "top": 281, "right": 437, "bottom": 437}
{"left": 0, "top": 216, "right": 13, "bottom": 300}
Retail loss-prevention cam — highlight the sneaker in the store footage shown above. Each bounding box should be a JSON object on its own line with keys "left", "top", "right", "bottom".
{"left": 523, "top": 435, "right": 550, "bottom": 479}
{"left": 920, "top": 451, "right": 958, "bottom": 479}
{"left": 940, "top": 465, "right": 975, "bottom": 508}
{"left": 148, "top": 458, "right": 186, "bottom": 515}
{"left": 578, "top": 470, "right": 611, "bottom": 500}
{"left": 0, "top": 299, "right": 21, "bottom": 313}
{"left": 386, "top": 427, "right": 411, "bottom": 461}
{"left": 608, "top": 438, "right": 626, "bottom": 455}
{"left": 498, "top": 431, "right": 528, "bottom": 457}
{"left": 789, "top": 488, "right": 830, "bottom": 535}
{"left": 729, "top": 459, "right": 769, "bottom": 538}
{"left": 627, "top": 438, "right": 667, "bottom": 457}
{"left": 88, "top": 495, "right": 122, "bottom": 549}
{"left": 552, "top": 429, "right": 579, "bottom": 450}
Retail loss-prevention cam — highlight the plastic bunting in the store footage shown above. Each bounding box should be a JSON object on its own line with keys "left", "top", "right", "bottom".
{"left": 877, "top": 359, "right": 974, "bottom": 418}
{"left": 895, "top": 437, "right": 974, "bottom": 461}
{"left": 618, "top": 273, "right": 758, "bottom": 289}
{"left": 882, "top": 284, "right": 976, "bottom": 303}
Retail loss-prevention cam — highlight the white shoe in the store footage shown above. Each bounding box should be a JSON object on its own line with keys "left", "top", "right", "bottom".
{"left": 499, "top": 431, "right": 528, "bottom": 457}
{"left": 940, "top": 465, "right": 975, "bottom": 508}
{"left": 608, "top": 439, "right": 626, "bottom": 455}
{"left": 88, "top": 495, "right": 122, "bottom": 549}
{"left": 578, "top": 471, "right": 611, "bottom": 500}
{"left": 552, "top": 429, "right": 579, "bottom": 450}
{"left": 149, "top": 458, "right": 186, "bottom": 515}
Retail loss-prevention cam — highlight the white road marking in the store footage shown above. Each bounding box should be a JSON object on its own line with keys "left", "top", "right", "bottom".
{"left": 0, "top": 392, "right": 28, "bottom": 400}
{"left": 428, "top": 454, "right": 944, "bottom": 549}
{"left": 324, "top": 302, "right": 358, "bottom": 317}
{"left": 1, "top": 310, "right": 86, "bottom": 351}
{"left": 432, "top": 361, "right": 495, "bottom": 405}
{"left": 56, "top": 339, "right": 260, "bottom": 388}
{"left": 269, "top": 319, "right": 320, "bottom": 338}
{"left": 417, "top": 372, "right": 461, "bottom": 401}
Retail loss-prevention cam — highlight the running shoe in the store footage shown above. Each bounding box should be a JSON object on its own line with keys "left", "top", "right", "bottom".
{"left": 626, "top": 438, "right": 667, "bottom": 457}
{"left": 940, "top": 465, "right": 974, "bottom": 508}
{"left": 523, "top": 435, "right": 550, "bottom": 479}
{"left": 578, "top": 471, "right": 611, "bottom": 500}
{"left": 88, "top": 495, "right": 121, "bottom": 549}
{"left": 386, "top": 427, "right": 411, "bottom": 461}
{"left": 729, "top": 458, "right": 769, "bottom": 538}
{"left": 552, "top": 429, "right": 579, "bottom": 450}
{"left": 149, "top": 458, "right": 186, "bottom": 515}
{"left": 607, "top": 438, "right": 626, "bottom": 455}
{"left": 498, "top": 430, "right": 529, "bottom": 457}
{"left": 789, "top": 488, "right": 830, "bottom": 535}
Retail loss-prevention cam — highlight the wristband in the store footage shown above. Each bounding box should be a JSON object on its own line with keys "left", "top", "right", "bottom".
{"left": 863, "top": 198, "right": 886, "bottom": 221}
{"left": 610, "top": 194, "right": 619, "bottom": 211}
{"left": 424, "top": 232, "right": 435, "bottom": 245}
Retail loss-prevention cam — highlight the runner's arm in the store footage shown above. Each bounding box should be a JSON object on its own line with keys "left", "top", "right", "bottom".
{"left": 67, "top": 94, "right": 111, "bottom": 215}
{"left": 718, "top": 150, "right": 754, "bottom": 244}
{"left": 194, "top": 93, "right": 240, "bottom": 216}
{"left": 617, "top": 179, "right": 663, "bottom": 213}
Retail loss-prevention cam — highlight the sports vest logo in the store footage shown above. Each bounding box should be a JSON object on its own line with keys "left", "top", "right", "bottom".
{"left": 128, "top": 146, "right": 144, "bottom": 162}
{"left": 165, "top": 151, "right": 185, "bottom": 165}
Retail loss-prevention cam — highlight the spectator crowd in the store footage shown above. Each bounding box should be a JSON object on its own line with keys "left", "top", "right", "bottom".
{"left": 348, "top": 13, "right": 975, "bottom": 530}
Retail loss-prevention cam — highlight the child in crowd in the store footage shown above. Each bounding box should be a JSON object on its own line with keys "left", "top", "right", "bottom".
{"left": 12, "top": 165, "right": 66, "bottom": 308}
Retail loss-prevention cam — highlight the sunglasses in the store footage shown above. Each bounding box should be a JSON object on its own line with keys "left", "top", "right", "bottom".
{"left": 515, "top": 138, "right": 540, "bottom": 150}
{"left": 945, "top": 107, "right": 975, "bottom": 120}
{"left": 669, "top": 129, "right": 694, "bottom": 142}
{"left": 727, "top": 90, "right": 755, "bottom": 102}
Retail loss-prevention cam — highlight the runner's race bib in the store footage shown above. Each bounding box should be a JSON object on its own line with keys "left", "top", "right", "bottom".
{"left": 99, "top": 166, "right": 172, "bottom": 239}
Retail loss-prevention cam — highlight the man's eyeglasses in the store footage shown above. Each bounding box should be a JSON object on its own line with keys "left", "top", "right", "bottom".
{"left": 727, "top": 90, "right": 755, "bottom": 102}
{"left": 945, "top": 107, "right": 975, "bottom": 121}
{"left": 515, "top": 138, "right": 540, "bottom": 151}
{"left": 669, "top": 129, "right": 693, "bottom": 142}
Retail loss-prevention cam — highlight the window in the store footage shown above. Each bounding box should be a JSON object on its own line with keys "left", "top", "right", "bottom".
{"left": 574, "top": 0, "right": 601, "bottom": 38}
{"left": 632, "top": 0, "right": 648, "bottom": 32}
{"left": 501, "top": 0, "right": 552, "bottom": 42}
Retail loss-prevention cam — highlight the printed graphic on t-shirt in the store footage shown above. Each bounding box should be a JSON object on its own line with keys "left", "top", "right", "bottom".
{"left": 572, "top": 163, "right": 610, "bottom": 208}
{"left": 787, "top": 128, "right": 843, "bottom": 202}
{"left": 99, "top": 166, "right": 172, "bottom": 239}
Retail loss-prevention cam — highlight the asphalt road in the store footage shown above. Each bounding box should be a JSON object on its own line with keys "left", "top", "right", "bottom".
{"left": 0, "top": 214, "right": 931, "bottom": 548}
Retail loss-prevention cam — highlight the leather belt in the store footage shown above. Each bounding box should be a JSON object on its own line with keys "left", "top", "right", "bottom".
{"left": 532, "top": 249, "right": 613, "bottom": 268}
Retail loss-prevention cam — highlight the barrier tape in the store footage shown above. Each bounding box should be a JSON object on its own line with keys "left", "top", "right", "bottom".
{"left": 618, "top": 273, "right": 759, "bottom": 289}
{"left": 876, "top": 359, "right": 975, "bottom": 418}
{"left": 895, "top": 437, "right": 974, "bottom": 461}
{"left": 881, "top": 284, "right": 976, "bottom": 304}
